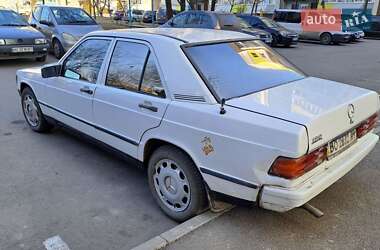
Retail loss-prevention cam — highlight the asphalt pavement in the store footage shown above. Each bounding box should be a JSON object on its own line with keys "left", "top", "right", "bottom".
{"left": 166, "top": 39, "right": 380, "bottom": 250}
{"left": 0, "top": 57, "right": 176, "bottom": 249}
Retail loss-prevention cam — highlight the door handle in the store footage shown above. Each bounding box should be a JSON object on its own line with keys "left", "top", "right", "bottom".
{"left": 80, "top": 87, "right": 93, "bottom": 95}
{"left": 138, "top": 103, "right": 158, "bottom": 112}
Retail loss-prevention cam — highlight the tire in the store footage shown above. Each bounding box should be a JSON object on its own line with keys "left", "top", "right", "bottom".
{"left": 21, "top": 87, "right": 52, "bottom": 133}
{"left": 271, "top": 36, "right": 278, "bottom": 47}
{"left": 148, "top": 145, "right": 207, "bottom": 222}
{"left": 320, "top": 33, "right": 332, "bottom": 45}
{"left": 36, "top": 55, "right": 47, "bottom": 62}
{"left": 53, "top": 39, "right": 64, "bottom": 59}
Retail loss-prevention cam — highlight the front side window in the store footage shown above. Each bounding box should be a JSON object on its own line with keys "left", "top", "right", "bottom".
{"left": 63, "top": 39, "right": 110, "bottom": 83}
{"left": 33, "top": 7, "right": 42, "bottom": 21}
{"left": 184, "top": 40, "right": 305, "bottom": 100}
{"left": 172, "top": 13, "right": 187, "bottom": 27}
{"left": 40, "top": 7, "right": 52, "bottom": 23}
{"left": 51, "top": 7, "right": 96, "bottom": 25}
{"left": 106, "top": 41, "right": 149, "bottom": 91}
{"left": 0, "top": 10, "right": 28, "bottom": 26}
{"left": 186, "top": 13, "right": 201, "bottom": 26}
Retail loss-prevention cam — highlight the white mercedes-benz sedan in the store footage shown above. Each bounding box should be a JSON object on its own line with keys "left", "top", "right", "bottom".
{"left": 16, "top": 28, "right": 379, "bottom": 221}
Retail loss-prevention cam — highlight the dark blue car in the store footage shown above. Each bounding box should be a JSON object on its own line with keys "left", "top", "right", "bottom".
{"left": 0, "top": 8, "right": 49, "bottom": 61}
{"left": 238, "top": 14, "right": 298, "bottom": 47}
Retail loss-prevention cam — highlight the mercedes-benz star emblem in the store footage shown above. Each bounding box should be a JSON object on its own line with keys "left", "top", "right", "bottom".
{"left": 347, "top": 104, "right": 355, "bottom": 124}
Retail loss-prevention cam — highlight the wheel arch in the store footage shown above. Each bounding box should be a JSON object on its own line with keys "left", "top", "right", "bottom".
{"left": 20, "top": 81, "right": 33, "bottom": 94}
{"left": 141, "top": 138, "right": 200, "bottom": 171}
{"left": 320, "top": 32, "right": 332, "bottom": 38}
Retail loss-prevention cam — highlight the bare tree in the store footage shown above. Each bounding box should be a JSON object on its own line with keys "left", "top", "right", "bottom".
{"left": 165, "top": 0, "right": 174, "bottom": 19}
{"left": 228, "top": 0, "right": 235, "bottom": 12}
{"left": 363, "top": 0, "right": 369, "bottom": 11}
{"left": 211, "top": 0, "right": 217, "bottom": 11}
{"left": 177, "top": 0, "right": 186, "bottom": 11}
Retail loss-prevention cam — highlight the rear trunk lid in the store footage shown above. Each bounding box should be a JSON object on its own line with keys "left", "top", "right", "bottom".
{"left": 226, "top": 77, "right": 380, "bottom": 151}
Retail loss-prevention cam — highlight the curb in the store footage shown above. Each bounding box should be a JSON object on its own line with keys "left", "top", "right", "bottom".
{"left": 131, "top": 204, "right": 234, "bottom": 250}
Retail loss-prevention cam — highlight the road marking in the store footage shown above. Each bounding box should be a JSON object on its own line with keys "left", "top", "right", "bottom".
{"left": 43, "top": 235, "right": 70, "bottom": 250}
{"left": 131, "top": 203, "right": 234, "bottom": 250}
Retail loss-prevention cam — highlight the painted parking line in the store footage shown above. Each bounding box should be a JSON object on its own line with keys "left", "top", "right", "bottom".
{"left": 43, "top": 235, "right": 70, "bottom": 250}
{"left": 131, "top": 203, "right": 234, "bottom": 250}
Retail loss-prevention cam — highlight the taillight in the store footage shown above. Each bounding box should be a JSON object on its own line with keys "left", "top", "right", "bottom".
{"left": 356, "top": 113, "right": 379, "bottom": 138}
{"left": 269, "top": 146, "right": 327, "bottom": 179}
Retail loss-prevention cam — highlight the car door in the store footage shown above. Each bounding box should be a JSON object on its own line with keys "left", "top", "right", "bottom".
{"left": 43, "top": 37, "right": 112, "bottom": 135}
{"left": 38, "top": 7, "right": 55, "bottom": 43}
{"left": 93, "top": 39, "right": 170, "bottom": 157}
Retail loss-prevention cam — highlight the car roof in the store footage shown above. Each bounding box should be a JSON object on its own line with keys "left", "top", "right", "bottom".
{"left": 89, "top": 28, "right": 253, "bottom": 44}
{"left": 36, "top": 4, "right": 82, "bottom": 9}
{"left": 274, "top": 9, "right": 301, "bottom": 13}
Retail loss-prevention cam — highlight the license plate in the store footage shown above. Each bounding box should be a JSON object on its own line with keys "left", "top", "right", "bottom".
{"left": 292, "top": 37, "right": 298, "bottom": 41}
{"left": 327, "top": 129, "right": 357, "bottom": 159}
{"left": 12, "top": 47, "right": 33, "bottom": 53}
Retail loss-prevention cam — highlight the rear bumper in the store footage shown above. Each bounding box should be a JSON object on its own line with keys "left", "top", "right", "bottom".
{"left": 0, "top": 44, "right": 49, "bottom": 60}
{"left": 259, "top": 133, "right": 378, "bottom": 212}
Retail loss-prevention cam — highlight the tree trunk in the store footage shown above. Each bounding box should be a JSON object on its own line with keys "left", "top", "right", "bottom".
{"left": 204, "top": 0, "right": 209, "bottom": 10}
{"left": 250, "top": 0, "right": 255, "bottom": 15}
{"left": 211, "top": 0, "right": 217, "bottom": 11}
{"left": 363, "top": 0, "right": 369, "bottom": 11}
{"left": 165, "top": 0, "right": 174, "bottom": 19}
{"left": 229, "top": 0, "right": 235, "bottom": 12}
{"left": 179, "top": 0, "right": 186, "bottom": 11}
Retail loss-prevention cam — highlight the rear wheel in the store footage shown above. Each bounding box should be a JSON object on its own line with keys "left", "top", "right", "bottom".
{"left": 148, "top": 145, "right": 207, "bottom": 222}
{"left": 53, "top": 39, "right": 64, "bottom": 59}
{"left": 320, "top": 33, "right": 332, "bottom": 45}
{"left": 21, "top": 87, "right": 51, "bottom": 132}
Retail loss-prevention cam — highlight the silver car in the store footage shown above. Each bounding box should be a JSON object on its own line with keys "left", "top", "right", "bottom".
{"left": 29, "top": 5, "right": 102, "bottom": 58}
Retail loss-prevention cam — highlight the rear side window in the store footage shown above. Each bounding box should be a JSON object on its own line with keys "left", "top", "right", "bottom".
{"left": 106, "top": 41, "right": 149, "bottom": 91}
{"left": 286, "top": 12, "right": 301, "bottom": 23}
{"left": 199, "top": 14, "right": 212, "bottom": 28}
{"left": 273, "top": 11, "right": 286, "bottom": 22}
{"left": 106, "top": 41, "right": 165, "bottom": 97}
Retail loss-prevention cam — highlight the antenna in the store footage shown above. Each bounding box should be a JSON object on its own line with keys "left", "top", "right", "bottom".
{"left": 220, "top": 98, "right": 226, "bottom": 115}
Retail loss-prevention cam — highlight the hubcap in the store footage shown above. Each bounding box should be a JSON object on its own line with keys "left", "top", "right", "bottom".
{"left": 23, "top": 95, "right": 39, "bottom": 127}
{"left": 153, "top": 159, "right": 191, "bottom": 212}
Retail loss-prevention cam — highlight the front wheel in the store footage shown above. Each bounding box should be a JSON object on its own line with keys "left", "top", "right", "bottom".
{"left": 148, "top": 145, "right": 207, "bottom": 222}
{"left": 320, "top": 33, "right": 332, "bottom": 45}
{"left": 53, "top": 39, "right": 64, "bottom": 59}
{"left": 21, "top": 87, "right": 51, "bottom": 132}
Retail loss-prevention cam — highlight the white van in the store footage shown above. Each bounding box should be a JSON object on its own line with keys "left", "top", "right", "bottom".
{"left": 273, "top": 9, "right": 352, "bottom": 45}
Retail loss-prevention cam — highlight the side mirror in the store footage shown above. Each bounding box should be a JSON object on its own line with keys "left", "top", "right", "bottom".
{"left": 30, "top": 23, "right": 37, "bottom": 28}
{"left": 41, "top": 64, "right": 62, "bottom": 78}
{"left": 153, "top": 86, "right": 166, "bottom": 98}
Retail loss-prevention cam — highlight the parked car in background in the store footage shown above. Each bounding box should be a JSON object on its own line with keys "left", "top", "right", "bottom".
{"left": 238, "top": 14, "right": 298, "bottom": 47}
{"left": 113, "top": 10, "right": 125, "bottom": 21}
{"left": 273, "top": 9, "right": 352, "bottom": 45}
{"left": 0, "top": 8, "right": 48, "bottom": 61}
{"left": 348, "top": 26, "right": 365, "bottom": 41}
{"left": 143, "top": 10, "right": 156, "bottom": 23}
{"left": 29, "top": 5, "right": 102, "bottom": 59}
{"left": 17, "top": 28, "right": 379, "bottom": 222}
{"left": 156, "top": 8, "right": 179, "bottom": 24}
{"left": 163, "top": 11, "right": 272, "bottom": 45}
{"left": 362, "top": 15, "right": 380, "bottom": 38}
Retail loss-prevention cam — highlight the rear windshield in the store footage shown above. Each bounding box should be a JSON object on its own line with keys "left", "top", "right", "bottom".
{"left": 217, "top": 14, "right": 241, "bottom": 29}
{"left": 184, "top": 40, "right": 305, "bottom": 100}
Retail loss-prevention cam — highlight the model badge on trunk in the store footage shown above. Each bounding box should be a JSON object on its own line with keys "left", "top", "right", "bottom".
{"left": 347, "top": 104, "right": 355, "bottom": 124}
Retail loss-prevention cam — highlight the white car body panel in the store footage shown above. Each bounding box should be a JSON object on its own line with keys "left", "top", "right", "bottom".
{"left": 16, "top": 28, "right": 379, "bottom": 212}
